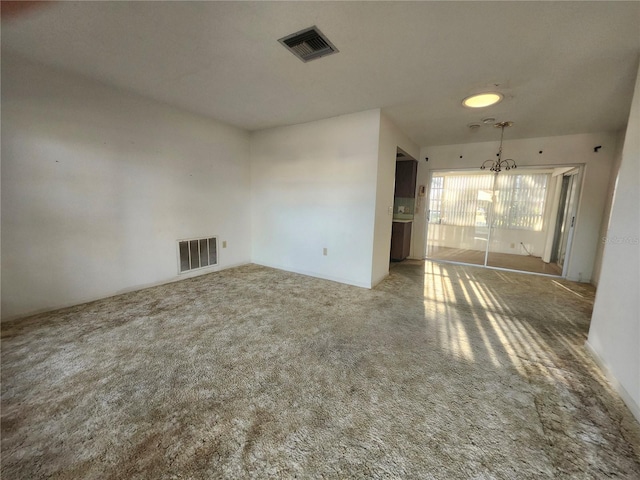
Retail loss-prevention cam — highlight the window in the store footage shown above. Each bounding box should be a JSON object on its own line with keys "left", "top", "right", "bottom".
{"left": 429, "top": 174, "right": 494, "bottom": 226}
{"left": 428, "top": 173, "right": 549, "bottom": 231}
{"left": 494, "top": 174, "right": 549, "bottom": 231}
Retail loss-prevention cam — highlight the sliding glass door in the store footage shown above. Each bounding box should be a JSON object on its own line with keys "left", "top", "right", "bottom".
{"left": 426, "top": 167, "right": 577, "bottom": 276}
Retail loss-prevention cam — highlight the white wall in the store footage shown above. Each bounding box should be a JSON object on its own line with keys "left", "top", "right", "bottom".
{"left": 587, "top": 62, "right": 640, "bottom": 422}
{"left": 416, "top": 131, "right": 620, "bottom": 282}
{"left": 250, "top": 109, "right": 382, "bottom": 288}
{"left": 371, "top": 114, "right": 419, "bottom": 286}
{"left": 591, "top": 130, "right": 625, "bottom": 286}
{"left": 1, "top": 55, "right": 252, "bottom": 321}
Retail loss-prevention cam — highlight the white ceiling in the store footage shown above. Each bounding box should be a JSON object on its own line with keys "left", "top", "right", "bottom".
{"left": 2, "top": 1, "right": 639, "bottom": 146}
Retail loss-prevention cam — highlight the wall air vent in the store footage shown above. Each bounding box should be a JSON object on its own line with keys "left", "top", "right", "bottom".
{"left": 178, "top": 236, "right": 218, "bottom": 273}
{"left": 278, "top": 26, "right": 339, "bottom": 63}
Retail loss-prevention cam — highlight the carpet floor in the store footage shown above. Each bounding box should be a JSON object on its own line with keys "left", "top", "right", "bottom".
{"left": 2, "top": 262, "right": 639, "bottom": 479}
{"left": 425, "top": 246, "right": 563, "bottom": 276}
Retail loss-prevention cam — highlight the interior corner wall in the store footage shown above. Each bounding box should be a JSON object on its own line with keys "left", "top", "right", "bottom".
{"left": 415, "top": 131, "right": 620, "bottom": 282}
{"left": 1, "top": 55, "right": 252, "bottom": 321}
{"left": 249, "top": 109, "right": 382, "bottom": 288}
{"left": 587, "top": 61, "right": 640, "bottom": 422}
{"left": 371, "top": 114, "right": 420, "bottom": 286}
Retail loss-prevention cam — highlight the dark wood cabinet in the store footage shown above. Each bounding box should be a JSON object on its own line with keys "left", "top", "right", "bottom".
{"left": 394, "top": 160, "right": 418, "bottom": 198}
{"left": 391, "top": 221, "right": 412, "bottom": 261}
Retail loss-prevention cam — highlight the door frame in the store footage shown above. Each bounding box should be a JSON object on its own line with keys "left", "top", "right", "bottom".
{"left": 557, "top": 168, "right": 582, "bottom": 278}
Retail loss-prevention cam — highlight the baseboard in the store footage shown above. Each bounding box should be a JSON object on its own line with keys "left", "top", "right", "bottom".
{"left": 585, "top": 341, "right": 640, "bottom": 424}
{"left": 251, "top": 261, "right": 372, "bottom": 289}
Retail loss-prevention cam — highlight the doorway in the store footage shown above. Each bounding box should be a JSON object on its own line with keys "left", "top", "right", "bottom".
{"left": 390, "top": 148, "right": 418, "bottom": 262}
{"left": 550, "top": 168, "right": 580, "bottom": 273}
{"left": 424, "top": 166, "right": 582, "bottom": 276}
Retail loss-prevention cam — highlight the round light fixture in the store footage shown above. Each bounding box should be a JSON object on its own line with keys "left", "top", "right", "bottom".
{"left": 462, "top": 92, "right": 503, "bottom": 108}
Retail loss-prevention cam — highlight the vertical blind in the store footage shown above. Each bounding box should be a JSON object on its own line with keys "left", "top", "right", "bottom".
{"left": 429, "top": 173, "right": 549, "bottom": 231}
{"left": 493, "top": 174, "right": 548, "bottom": 230}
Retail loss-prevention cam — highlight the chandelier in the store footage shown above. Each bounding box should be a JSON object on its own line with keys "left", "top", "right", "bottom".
{"left": 480, "top": 121, "right": 517, "bottom": 173}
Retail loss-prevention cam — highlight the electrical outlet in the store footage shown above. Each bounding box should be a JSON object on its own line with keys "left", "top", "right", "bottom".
{"left": 222, "top": 241, "right": 227, "bottom": 248}
{"left": 323, "top": 248, "right": 327, "bottom": 256}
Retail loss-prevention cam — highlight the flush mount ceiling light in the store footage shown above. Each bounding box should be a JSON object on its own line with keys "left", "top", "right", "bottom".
{"left": 462, "top": 92, "right": 503, "bottom": 108}
{"left": 480, "top": 121, "right": 517, "bottom": 173}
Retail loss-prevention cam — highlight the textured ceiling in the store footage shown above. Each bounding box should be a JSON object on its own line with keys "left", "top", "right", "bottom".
{"left": 2, "top": 1, "right": 639, "bottom": 146}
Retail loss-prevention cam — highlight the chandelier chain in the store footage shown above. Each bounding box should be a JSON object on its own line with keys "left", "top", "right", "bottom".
{"left": 480, "top": 121, "right": 517, "bottom": 173}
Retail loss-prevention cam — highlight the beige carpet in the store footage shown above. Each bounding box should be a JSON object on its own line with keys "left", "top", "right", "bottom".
{"left": 2, "top": 262, "right": 639, "bottom": 479}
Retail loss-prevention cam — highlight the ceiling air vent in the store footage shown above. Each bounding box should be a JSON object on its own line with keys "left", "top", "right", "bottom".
{"left": 278, "top": 26, "right": 339, "bottom": 63}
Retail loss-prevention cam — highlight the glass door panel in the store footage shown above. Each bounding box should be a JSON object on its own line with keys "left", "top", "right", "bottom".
{"left": 425, "top": 172, "right": 494, "bottom": 266}
{"left": 486, "top": 170, "right": 561, "bottom": 275}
